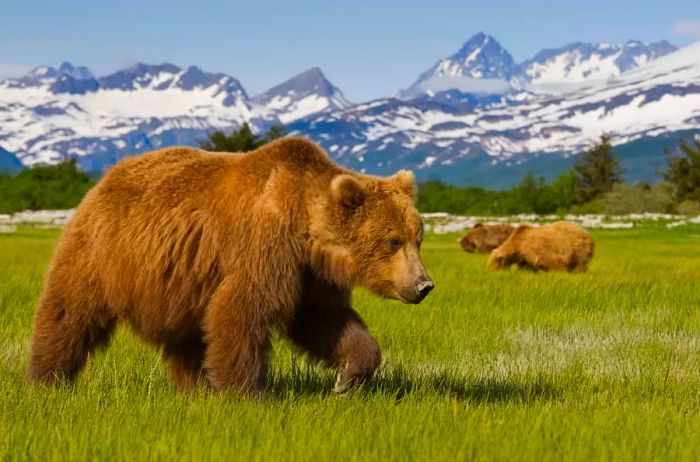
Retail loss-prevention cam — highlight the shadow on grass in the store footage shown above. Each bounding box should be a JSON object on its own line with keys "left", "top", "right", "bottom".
{"left": 266, "top": 364, "right": 561, "bottom": 404}
{"left": 13, "top": 363, "right": 560, "bottom": 405}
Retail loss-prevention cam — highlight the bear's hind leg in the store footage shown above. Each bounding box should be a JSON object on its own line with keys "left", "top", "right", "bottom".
{"left": 286, "top": 301, "right": 381, "bottom": 393}
{"left": 27, "top": 295, "right": 116, "bottom": 384}
{"left": 163, "top": 336, "right": 206, "bottom": 392}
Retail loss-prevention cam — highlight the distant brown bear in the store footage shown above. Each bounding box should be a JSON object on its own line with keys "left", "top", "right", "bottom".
{"left": 459, "top": 223, "right": 515, "bottom": 253}
{"left": 487, "top": 221, "right": 594, "bottom": 272}
{"left": 27, "top": 137, "right": 434, "bottom": 394}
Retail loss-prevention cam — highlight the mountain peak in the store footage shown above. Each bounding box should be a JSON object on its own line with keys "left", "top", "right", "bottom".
{"left": 57, "top": 62, "right": 95, "bottom": 81}
{"left": 255, "top": 67, "right": 340, "bottom": 100}
{"left": 448, "top": 33, "right": 516, "bottom": 77}
{"left": 253, "top": 66, "right": 351, "bottom": 124}
{"left": 22, "top": 62, "right": 95, "bottom": 81}
{"left": 12, "top": 63, "right": 98, "bottom": 94}
{"left": 299, "top": 66, "right": 324, "bottom": 77}
{"left": 398, "top": 33, "right": 517, "bottom": 100}
{"left": 121, "top": 62, "right": 182, "bottom": 75}
{"left": 465, "top": 31, "right": 488, "bottom": 43}
{"left": 99, "top": 62, "right": 183, "bottom": 90}
{"left": 271, "top": 67, "right": 332, "bottom": 93}
{"left": 27, "top": 65, "right": 57, "bottom": 79}
{"left": 454, "top": 32, "right": 491, "bottom": 56}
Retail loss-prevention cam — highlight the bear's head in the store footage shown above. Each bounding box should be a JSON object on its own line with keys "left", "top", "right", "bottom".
{"left": 310, "top": 170, "right": 434, "bottom": 304}
{"left": 459, "top": 223, "right": 485, "bottom": 253}
{"left": 459, "top": 223, "right": 514, "bottom": 253}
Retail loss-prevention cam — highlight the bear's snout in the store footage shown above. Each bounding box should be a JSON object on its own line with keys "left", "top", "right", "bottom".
{"left": 398, "top": 275, "right": 434, "bottom": 304}
{"left": 414, "top": 276, "right": 434, "bottom": 301}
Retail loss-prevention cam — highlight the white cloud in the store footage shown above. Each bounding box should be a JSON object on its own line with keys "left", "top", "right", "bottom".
{"left": 0, "top": 62, "right": 33, "bottom": 80}
{"left": 672, "top": 20, "right": 700, "bottom": 37}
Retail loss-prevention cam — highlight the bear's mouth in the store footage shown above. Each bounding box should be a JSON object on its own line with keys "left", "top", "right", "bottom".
{"left": 370, "top": 280, "right": 432, "bottom": 305}
{"left": 397, "top": 288, "right": 431, "bottom": 305}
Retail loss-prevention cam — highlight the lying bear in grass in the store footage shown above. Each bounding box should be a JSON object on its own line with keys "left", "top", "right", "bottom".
{"left": 459, "top": 223, "right": 515, "bottom": 253}
{"left": 487, "top": 221, "right": 594, "bottom": 272}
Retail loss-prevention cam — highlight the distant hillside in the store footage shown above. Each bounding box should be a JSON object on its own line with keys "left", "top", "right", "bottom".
{"left": 413, "top": 130, "right": 700, "bottom": 189}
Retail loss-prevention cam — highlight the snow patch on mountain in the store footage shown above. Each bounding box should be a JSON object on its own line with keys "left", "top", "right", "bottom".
{"left": 522, "top": 40, "right": 677, "bottom": 92}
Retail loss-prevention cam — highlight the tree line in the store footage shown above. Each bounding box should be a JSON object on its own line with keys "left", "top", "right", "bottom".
{"left": 1, "top": 125, "right": 699, "bottom": 216}
{"left": 0, "top": 159, "right": 95, "bottom": 214}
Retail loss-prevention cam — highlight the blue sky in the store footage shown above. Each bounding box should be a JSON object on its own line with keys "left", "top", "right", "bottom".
{"left": 1, "top": 0, "right": 699, "bottom": 101}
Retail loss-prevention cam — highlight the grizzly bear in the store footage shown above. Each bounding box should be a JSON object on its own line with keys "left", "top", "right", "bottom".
{"left": 487, "top": 221, "right": 594, "bottom": 272}
{"left": 459, "top": 223, "right": 515, "bottom": 253}
{"left": 26, "top": 137, "right": 434, "bottom": 394}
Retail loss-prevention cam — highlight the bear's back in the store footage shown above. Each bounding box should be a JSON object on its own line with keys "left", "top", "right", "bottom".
{"left": 64, "top": 146, "right": 237, "bottom": 271}
{"left": 95, "top": 138, "right": 335, "bottom": 206}
{"left": 506, "top": 225, "right": 570, "bottom": 265}
{"left": 96, "top": 147, "right": 231, "bottom": 205}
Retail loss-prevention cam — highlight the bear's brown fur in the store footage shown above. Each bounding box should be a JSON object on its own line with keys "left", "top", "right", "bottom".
{"left": 487, "top": 221, "right": 594, "bottom": 272}
{"left": 459, "top": 223, "right": 515, "bottom": 253}
{"left": 27, "top": 137, "right": 434, "bottom": 394}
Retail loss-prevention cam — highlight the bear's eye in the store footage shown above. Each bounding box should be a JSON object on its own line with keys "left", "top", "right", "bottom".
{"left": 389, "top": 238, "right": 403, "bottom": 252}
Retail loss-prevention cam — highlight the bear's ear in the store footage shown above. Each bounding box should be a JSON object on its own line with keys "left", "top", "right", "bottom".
{"left": 392, "top": 170, "right": 416, "bottom": 197}
{"left": 474, "top": 223, "right": 484, "bottom": 229}
{"left": 331, "top": 174, "right": 366, "bottom": 210}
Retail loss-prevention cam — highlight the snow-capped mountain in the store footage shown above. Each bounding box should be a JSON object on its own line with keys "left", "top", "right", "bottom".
{"left": 0, "top": 62, "right": 264, "bottom": 168}
{"left": 521, "top": 40, "right": 677, "bottom": 92}
{"left": 6, "top": 62, "right": 99, "bottom": 95}
{"left": 399, "top": 34, "right": 678, "bottom": 102}
{"left": 1, "top": 35, "right": 698, "bottom": 187}
{"left": 291, "top": 40, "right": 700, "bottom": 185}
{"left": 398, "top": 33, "right": 519, "bottom": 100}
{"left": 0, "top": 62, "right": 348, "bottom": 169}
{"left": 96, "top": 63, "right": 250, "bottom": 102}
{"left": 252, "top": 67, "right": 351, "bottom": 124}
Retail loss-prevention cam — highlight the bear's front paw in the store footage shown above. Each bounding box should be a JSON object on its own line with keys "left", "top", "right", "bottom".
{"left": 334, "top": 369, "right": 354, "bottom": 394}
{"left": 333, "top": 360, "right": 380, "bottom": 394}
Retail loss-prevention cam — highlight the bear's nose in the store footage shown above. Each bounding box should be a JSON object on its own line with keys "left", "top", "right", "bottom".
{"left": 415, "top": 277, "right": 434, "bottom": 298}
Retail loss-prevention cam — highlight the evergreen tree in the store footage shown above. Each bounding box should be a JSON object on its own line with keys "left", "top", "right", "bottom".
{"left": 573, "top": 135, "right": 622, "bottom": 203}
{"left": 200, "top": 123, "right": 286, "bottom": 152}
{"left": 200, "top": 123, "right": 261, "bottom": 152}
{"left": 662, "top": 137, "right": 700, "bottom": 203}
{"left": 512, "top": 172, "right": 541, "bottom": 213}
{"left": 264, "top": 125, "right": 286, "bottom": 142}
{"left": 547, "top": 170, "right": 577, "bottom": 211}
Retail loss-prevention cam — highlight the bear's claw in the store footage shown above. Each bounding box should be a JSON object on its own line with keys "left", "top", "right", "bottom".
{"left": 334, "top": 371, "right": 353, "bottom": 394}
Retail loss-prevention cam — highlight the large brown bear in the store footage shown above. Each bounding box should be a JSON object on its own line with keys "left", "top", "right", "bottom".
{"left": 487, "top": 221, "right": 594, "bottom": 272}
{"left": 459, "top": 223, "right": 515, "bottom": 253}
{"left": 27, "top": 137, "right": 434, "bottom": 394}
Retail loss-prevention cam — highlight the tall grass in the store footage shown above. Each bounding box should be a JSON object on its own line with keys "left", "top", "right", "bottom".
{"left": 1, "top": 225, "right": 699, "bottom": 461}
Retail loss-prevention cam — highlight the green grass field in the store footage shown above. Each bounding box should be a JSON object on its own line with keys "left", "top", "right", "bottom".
{"left": 1, "top": 225, "right": 700, "bottom": 461}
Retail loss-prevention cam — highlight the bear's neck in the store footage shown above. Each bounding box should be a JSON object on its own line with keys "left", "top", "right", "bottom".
{"left": 304, "top": 175, "right": 358, "bottom": 289}
{"left": 308, "top": 239, "right": 357, "bottom": 289}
